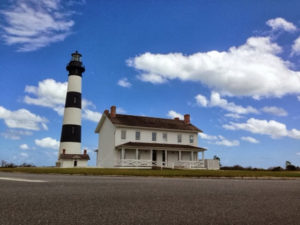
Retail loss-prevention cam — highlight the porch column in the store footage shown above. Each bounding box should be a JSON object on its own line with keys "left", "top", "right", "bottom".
{"left": 191, "top": 151, "right": 193, "bottom": 161}
{"left": 179, "top": 151, "right": 182, "bottom": 161}
{"left": 121, "top": 148, "right": 125, "bottom": 160}
{"left": 136, "top": 148, "right": 139, "bottom": 159}
{"left": 202, "top": 151, "right": 204, "bottom": 160}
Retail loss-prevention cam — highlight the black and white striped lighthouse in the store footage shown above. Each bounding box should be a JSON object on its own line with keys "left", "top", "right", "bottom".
{"left": 57, "top": 51, "right": 89, "bottom": 168}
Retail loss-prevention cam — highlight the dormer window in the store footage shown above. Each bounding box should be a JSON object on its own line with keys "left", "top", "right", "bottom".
{"left": 121, "top": 130, "right": 126, "bottom": 140}
{"left": 189, "top": 134, "right": 194, "bottom": 143}
{"left": 152, "top": 132, "right": 157, "bottom": 141}
{"left": 177, "top": 134, "right": 182, "bottom": 143}
{"left": 136, "top": 131, "right": 140, "bottom": 140}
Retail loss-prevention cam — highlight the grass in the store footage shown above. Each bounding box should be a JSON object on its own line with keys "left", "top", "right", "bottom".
{"left": 0, "top": 167, "right": 300, "bottom": 178}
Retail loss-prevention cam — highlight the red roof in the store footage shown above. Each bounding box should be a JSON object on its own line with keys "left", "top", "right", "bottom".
{"left": 106, "top": 113, "right": 202, "bottom": 132}
{"left": 116, "top": 142, "right": 206, "bottom": 151}
{"left": 59, "top": 154, "right": 90, "bottom": 160}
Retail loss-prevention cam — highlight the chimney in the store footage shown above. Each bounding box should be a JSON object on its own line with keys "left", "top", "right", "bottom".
{"left": 184, "top": 114, "right": 190, "bottom": 124}
{"left": 174, "top": 117, "right": 179, "bottom": 121}
{"left": 104, "top": 109, "right": 109, "bottom": 115}
{"left": 63, "top": 149, "right": 66, "bottom": 154}
{"left": 110, "top": 106, "right": 116, "bottom": 118}
{"left": 84, "top": 149, "right": 87, "bottom": 155}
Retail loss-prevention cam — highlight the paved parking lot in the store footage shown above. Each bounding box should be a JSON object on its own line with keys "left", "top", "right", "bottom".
{"left": 0, "top": 172, "right": 299, "bottom": 225}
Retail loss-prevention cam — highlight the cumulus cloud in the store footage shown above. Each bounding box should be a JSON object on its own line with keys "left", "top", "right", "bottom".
{"left": 0, "top": 0, "right": 77, "bottom": 51}
{"left": 224, "top": 113, "right": 243, "bottom": 119}
{"left": 292, "top": 37, "right": 300, "bottom": 56}
{"left": 199, "top": 133, "right": 239, "bottom": 147}
{"left": 223, "top": 118, "right": 300, "bottom": 139}
{"left": 167, "top": 110, "right": 184, "bottom": 120}
{"left": 261, "top": 106, "right": 287, "bottom": 116}
{"left": 82, "top": 110, "right": 102, "bottom": 122}
{"left": 20, "top": 144, "right": 29, "bottom": 150}
{"left": 241, "top": 136, "right": 259, "bottom": 144}
{"left": 195, "top": 92, "right": 258, "bottom": 115}
{"left": 35, "top": 137, "right": 59, "bottom": 149}
{"left": 20, "top": 152, "right": 29, "bottom": 158}
{"left": 117, "top": 78, "right": 132, "bottom": 88}
{"left": 24, "top": 79, "right": 101, "bottom": 122}
{"left": 1, "top": 129, "right": 33, "bottom": 140}
{"left": 128, "top": 35, "right": 300, "bottom": 98}
{"left": 266, "top": 17, "right": 297, "bottom": 32}
{"left": 0, "top": 106, "right": 47, "bottom": 130}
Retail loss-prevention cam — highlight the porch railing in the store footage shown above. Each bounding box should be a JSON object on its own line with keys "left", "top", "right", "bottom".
{"left": 117, "top": 159, "right": 205, "bottom": 169}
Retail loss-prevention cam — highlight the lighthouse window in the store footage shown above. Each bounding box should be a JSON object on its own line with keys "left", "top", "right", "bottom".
{"left": 74, "top": 97, "right": 77, "bottom": 103}
{"left": 72, "top": 127, "right": 75, "bottom": 134}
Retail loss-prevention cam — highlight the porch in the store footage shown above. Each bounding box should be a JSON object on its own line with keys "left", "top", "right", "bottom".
{"left": 115, "top": 142, "right": 206, "bottom": 169}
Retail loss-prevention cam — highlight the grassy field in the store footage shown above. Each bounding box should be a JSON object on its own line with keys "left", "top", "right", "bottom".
{"left": 0, "top": 167, "right": 299, "bottom": 178}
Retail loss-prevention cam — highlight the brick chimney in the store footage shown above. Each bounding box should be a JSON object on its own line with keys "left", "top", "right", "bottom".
{"left": 104, "top": 109, "right": 109, "bottom": 115}
{"left": 84, "top": 149, "right": 87, "bottom": 155}
{"left": 110, "top": 106, "right": 116, "bottom": 118}
{"left": 184, "top": 114, "right": 190, "bottom": 124}
{"left": 174, "top": 117, "right": 179, "bottom": 121}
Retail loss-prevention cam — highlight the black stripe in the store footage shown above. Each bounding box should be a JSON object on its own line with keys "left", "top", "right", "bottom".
{"left": 66, "top": 61, "right": 85, "bottom": 76}
{"left": 60, "top": 125, "right": 81, "bottom": 142}
{"left": 65, "top": 92, "right": 81, "bottom": 108}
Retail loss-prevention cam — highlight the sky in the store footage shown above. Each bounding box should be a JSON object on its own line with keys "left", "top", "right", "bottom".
{"left": 0, "top": 0, "right": 300, "bottom": 168}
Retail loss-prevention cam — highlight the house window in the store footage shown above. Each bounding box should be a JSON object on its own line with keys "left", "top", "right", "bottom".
{"left": 162, "top": 133, "right": 167, "bottom": 142}
{"left": 189, "top": 134, "right": 194, "bottom": 143}
{"left": 121, "top": 130, "right": 126, "bottom": 140}
{"left": 136, "top": 131, "right": 140, "bottom": 140}
{"left": 152, "top": 132, "right": 157, "bottom": 141}
{"left": 177, "top": 134, "right": 182, "bottom": 143}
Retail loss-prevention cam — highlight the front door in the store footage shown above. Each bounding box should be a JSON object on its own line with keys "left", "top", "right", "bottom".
{"left": 152, "top": 150, "right": 157, "bottom": 161}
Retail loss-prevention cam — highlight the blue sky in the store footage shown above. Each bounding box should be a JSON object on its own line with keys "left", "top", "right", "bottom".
{"left": 0, "top": 0, "right": 300, "bottom": 168}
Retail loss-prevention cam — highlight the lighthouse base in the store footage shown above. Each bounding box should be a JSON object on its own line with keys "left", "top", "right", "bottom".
{"left": 56, "top": 153, "right": 90, "bottom": 168}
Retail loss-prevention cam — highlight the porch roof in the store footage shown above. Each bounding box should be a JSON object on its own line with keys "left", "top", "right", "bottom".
{"left": 59, "top": 154, "right": 90, "bottom": 160}
{"left": 116, "top": 142, "right": 206, "bottom": 151}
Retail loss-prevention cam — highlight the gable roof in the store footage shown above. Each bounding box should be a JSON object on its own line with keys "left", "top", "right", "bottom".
{"left": 95, "top": 112, "right": 202, "bottom": 133}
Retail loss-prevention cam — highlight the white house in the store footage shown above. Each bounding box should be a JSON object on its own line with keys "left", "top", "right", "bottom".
{"left": 95, "top": 106, "right": 220, "bottom": 169}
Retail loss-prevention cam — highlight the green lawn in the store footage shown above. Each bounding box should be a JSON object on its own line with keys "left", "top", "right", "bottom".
{"left": 0, "top": 167, "right": 299, "bottom": 178}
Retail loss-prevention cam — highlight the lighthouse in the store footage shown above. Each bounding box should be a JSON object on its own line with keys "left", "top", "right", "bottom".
{"left": 56, "top": 51, "right": 90, "bottom": 168}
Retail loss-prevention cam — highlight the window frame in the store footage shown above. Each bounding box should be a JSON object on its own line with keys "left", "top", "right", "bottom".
{"left": 135, "top": 131, "right": 141, "bottom": 141}
{"left": 152, "top": 132, "right": 157, "bottom": 141}
{"left": 162, "top": 132, "right": 168, "bottom": 142}
{"left": 177, "top": 134, "right": 182, "bottom": 143}
{"left": 121, "top": 130, "right": 126, "bottom": 140}
{"left": 189, "top": 134, "right": 194, "bottom": 143}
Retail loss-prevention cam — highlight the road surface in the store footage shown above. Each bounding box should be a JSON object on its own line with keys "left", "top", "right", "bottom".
{"left": 0, "top": 172, "right": 299, "bottom": 225}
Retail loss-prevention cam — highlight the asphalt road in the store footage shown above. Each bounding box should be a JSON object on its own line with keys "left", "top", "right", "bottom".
{"left": 0, "top": 172, "right": 299, "bottom": 225}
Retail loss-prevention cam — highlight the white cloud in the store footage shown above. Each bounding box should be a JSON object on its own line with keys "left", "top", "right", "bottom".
{"left": 296, "top": 152, "right": 300, "bottom": 156}
{"left": 195, "top": 94, "right": 208, "bottom": 107}
{"left": 292, "top": 37, "right": 300, "bottom": 56}
{"left": 216, "top": 136, "right": 240, "bottom": 147}
{"left": 0, "top": 106, "right": 47, "bottom": 130}
{"left": 167, "top": 110, "right": 184, "bottom": 120}
{"left": 117, "top": 78, "right": 132, "bottom": 88}
{"left": 224, "top": 113, "right": 243, "bottom": 119}
{"left": 20, "top": 152, "right": 29, "bottom": 158}
{"left": 20, "top": 144, "right": 29, "bottom": 150}
{"left": 195, "top": 92, "right": 258, "bottom": 115}
{"left": 241, "top": 136, "right": 259, "bottom": 144}
{"left": 266, "top": 17, "right": 297, "bottom": 32}
{"left": 261, "top": 106, "right": 287, "bottom": 116}
{"left": 82, "top": 110, "right": 102, "bottom": 122}
{"left": 199, "top": 133, "right": 239, "bottom": 147}
{"left": 0, "top": 0, "right": 76, "bottom": 51}
{"left": 223, "top": 118, "right": 300, "bottom": 139}
{"left": 24, "top": 79, "right": 101, "bottom": 122}
{"left": 1, "top": 129, "right": 33, "bottom": 140}
{"left": 298, "top": 96, "right": 300, "bottom": 101}
{"left": 198, "top": 133, "right": 218, "bottom": 140}
{"left": 128, "top": 35, "right": 300, "bottom": 98}
{"left": 116, "top": 107, "right": 126, "bottom": 114}
{"left": 35, "top": 137, "right": 59, "bottom": 149}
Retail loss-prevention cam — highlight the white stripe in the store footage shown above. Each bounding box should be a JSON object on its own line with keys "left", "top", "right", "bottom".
{"left": 0, "top": 177, "right": 47, "bottom": 183}
{"left": 62, "top": 107, "right": 81, "bottom": 125}
{"left": 67, "top": 75, "right": 82, "bottom": 93}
